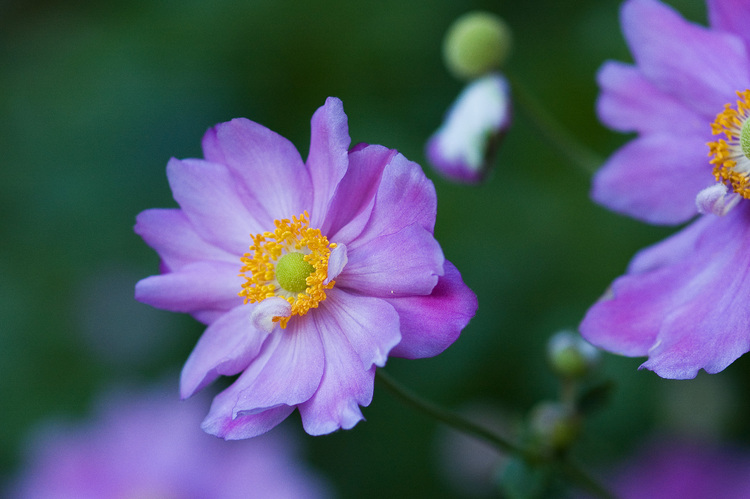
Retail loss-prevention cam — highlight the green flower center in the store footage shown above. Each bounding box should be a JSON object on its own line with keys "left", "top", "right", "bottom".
{"left": 741, "top": 119, "right": 750, "bottom": 160}
{"left": 275, "top": 252, "right": 315, "bottom": 294}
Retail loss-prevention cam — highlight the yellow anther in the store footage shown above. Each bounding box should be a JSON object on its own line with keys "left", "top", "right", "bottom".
{"left": 238, "top": 211, "right": 335, "bottom": 329}
{"left": 708, "top": 90, "right": 750, "bottom": 199}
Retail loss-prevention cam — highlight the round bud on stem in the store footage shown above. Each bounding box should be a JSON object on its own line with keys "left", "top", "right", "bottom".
{"left": 528, "top": 401, "right": 580, "bottom": 456}
{"left": 443, "top": 11, "right": 512, "bottom": 80}
{"left": 547, "top": 330, "right": 601, "bottom": 380}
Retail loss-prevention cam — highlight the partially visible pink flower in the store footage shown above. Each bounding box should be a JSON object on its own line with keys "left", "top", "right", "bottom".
{"left": 8, "top": 387, "right": 332, "bottom": 499}
{"left": 589, "top": 438, "right": 750, "bottom": 499}
{"left": 580, "top": 0, "right": 750, "bottom": 378}
{"left": 426, "top": 73, "right": 511, "bottom": 183}
{"left": 135, "top": 97, "right": 477, "bottom": 437}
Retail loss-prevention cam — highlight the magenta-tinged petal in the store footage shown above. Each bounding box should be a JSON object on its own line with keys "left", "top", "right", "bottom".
{"left": 336, "top": 223, "right": 444, "bottom": 297}
{"left": 323, "top": 145, "right": 397, "bottom": 245}
{"left": 388, "top": 261, "right": 477, "bottom": 359}
{"left": 180, "top": 304, "right": 270, "bottom": 399}
{"left": 306, "top": 97, "right": 351, "bottom": 228}
{"left": 596, "top": 61, "right": 704, "bottom": 135}
{"left": 353, "top": 152, "right": 438, "bottom": 244}
{"left": 621, "top": 0, "right": 750, "bottom": 117}
{"left": 320, "top": 288, "right": 401, "bottom": 369}
{"left": 707, "top": 0, "right": 750, "bottom": 50}
{"left": 297, "top": 316, "right": 376, "bottom": 435}
{"left": 591, "top": 133, "right": 713, "bottom": 225}
{"left": 582, "top": 206, "right": 750, "bottom": 378}
{"left": 611, "top": 439, "right": 750, "bottom": 499}
{"left": 228, "top": 318, "right": 324, "bottom": 416}
{"left": 201, "top": 118, "right": 312, "bottom": 221}
{"left": 135, "top": 209, "right": 236, "bottom": 272}
{"left": 135, "top": 261, "right": 243, "bottom": 314}
{"left": 202, "top": 390, "right": 294, "bottom": 440}
{"left": 167, "top": 158, "right": 264, "bottom": 255}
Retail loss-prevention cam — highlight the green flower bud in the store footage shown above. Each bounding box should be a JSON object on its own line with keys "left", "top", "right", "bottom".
{"left": 547, "top": 330, "right": 601, "bottom": 380}
{"left": 443, "top": 11, "right": 512, "bottom": 80}
{"left": 528, "top": 401, "right": 580, "bottom": 455}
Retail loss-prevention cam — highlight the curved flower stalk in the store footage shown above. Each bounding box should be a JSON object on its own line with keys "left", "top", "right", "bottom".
{"left": 580, "top": 0, "right": 750, "bottom": 378}
{"left": 135, "top": 97, "right": 477, "bottom": 438}
{"left": 8, "top": 387, "right": 331, "bottom": 498}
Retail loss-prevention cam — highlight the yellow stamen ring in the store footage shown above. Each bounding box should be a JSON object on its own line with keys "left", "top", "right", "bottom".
{"left": 708, "top": 89, "right": 750, "bottom": 199}
{"left": 238, "top": 211, "right": 336, "bottom": 329}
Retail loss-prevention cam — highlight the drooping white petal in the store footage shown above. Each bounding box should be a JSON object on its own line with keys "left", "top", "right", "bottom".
{"left": 325, "top": 243, "right": 348, "bottom": 285}
{"left": 250, "top": 297, "right": 292, "bottom": 333}
{"left": 696, "top": 183, "right": 741, "bottom": 216}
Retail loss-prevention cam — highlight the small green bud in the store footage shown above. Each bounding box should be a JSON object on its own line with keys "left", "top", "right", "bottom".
{"left": 528, "top": 401, "right": 580, "bottom": 455}
{"left": 275, "top": 252, "right": 314, "bottom": 294}
{"left": 443, "top": 11, "right": 512, "bottom": 80}
{"left": 547, "top": 330, "right": 601, "bottom": 380}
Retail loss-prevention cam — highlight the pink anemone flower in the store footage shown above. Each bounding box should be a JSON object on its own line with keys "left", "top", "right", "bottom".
{"left": 580, "top": 0, "right": 750, "bottom": 379}
{"left": 135, "top": 97, "right": 477, "bottom": 437}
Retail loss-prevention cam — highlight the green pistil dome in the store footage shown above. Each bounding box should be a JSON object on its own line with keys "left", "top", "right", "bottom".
{"left": 276, "top": 252, "right": 315, "bottom": 294}
{"left": 741, "top": 119, "right": 750, "bottom": 160}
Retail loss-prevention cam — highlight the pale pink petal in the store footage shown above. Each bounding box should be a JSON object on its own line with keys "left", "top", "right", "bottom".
{"left": 323, "top": 145, "right": 396, "bottom": 245}
{"left": 627, "top": 214, "right": 714, "bottom": 274}
{"left": 336, "top": 223, "right": 444, "bottom": 297}
{"left": 135, "top": 208, "right": 236, "bottom": 272}
{"left": 582, "top": 206, "right": 750, "bottom": 378}
{"left": 228, "top": 318, "right": 324, "bottom": 417}
{"left": 597, "top": 61, "right": 705, "bottom": 135}
{"left": 591, "top": 133, "right": 713, "bottom": 225}
{"left": 135, "top": 261, "right": 243, "bottom": 314}
{"left": 166, "top": 158, "right": 264, "bottom": 255}
{"left": 180, "top": 304, "right": 271, "bottom": 399}
{"left": 297, "top": 319, "right": 375, "bottom": 435}
{"left": 306, "top": 97, "right": 351, "bottom": 228}
{"left": 352, "top": 153, "right": 438, "bottom": 245}
{"left": 321, "top": 288, "right": 401, "bottom": 369}
{"left": 622, "top": 0, "right": 750, "bottom": 118}
{"left": 202, "top": 391, "right": 294, "bottom": 440}
{"left": 201, "top": 118, "right": 312, "bottom": 221}
{"left": 707, "top": 0, "right": 750, "bottom": 50}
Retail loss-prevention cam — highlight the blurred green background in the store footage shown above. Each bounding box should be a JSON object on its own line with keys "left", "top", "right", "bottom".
{"left": 2, "top": 0, "right": 743, "bottom": 497}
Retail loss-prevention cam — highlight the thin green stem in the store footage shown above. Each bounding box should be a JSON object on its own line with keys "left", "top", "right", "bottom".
{"left": 375, "top": 370, "right": 522, "bottom": 455}
{"left": 375, "top": 370, "right": 619, "bottom": 499}
{"left": 506, "top": 72, "right": 603, "bottom": 176}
